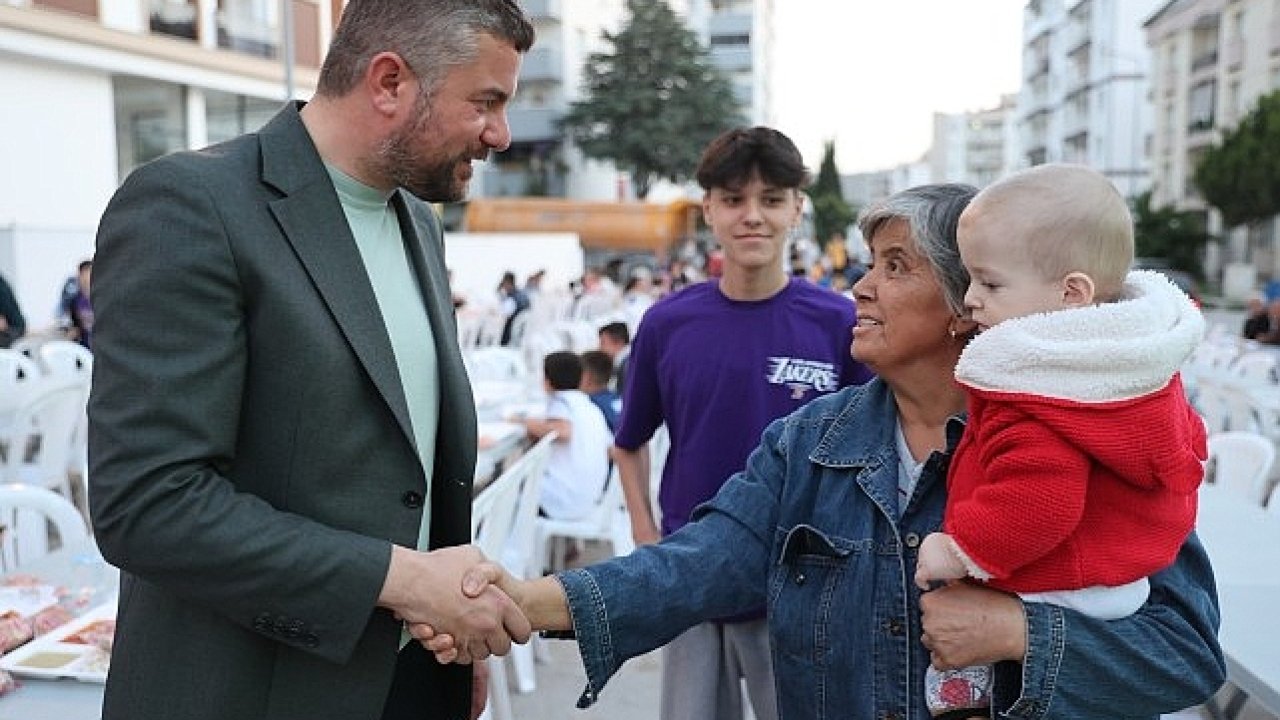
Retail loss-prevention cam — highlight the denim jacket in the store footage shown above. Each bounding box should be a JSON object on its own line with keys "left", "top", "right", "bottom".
{"left": 558, "top": 379, "right": 1225, "bottom": 719}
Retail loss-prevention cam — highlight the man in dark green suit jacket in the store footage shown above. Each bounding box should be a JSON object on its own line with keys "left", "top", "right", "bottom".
{"left": 88, "top": 2, "right": 534, "bottom": 719}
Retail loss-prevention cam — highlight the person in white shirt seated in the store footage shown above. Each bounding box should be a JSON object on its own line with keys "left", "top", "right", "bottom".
{"left": 517, "top": 351, "right": 613, "bottom": 520}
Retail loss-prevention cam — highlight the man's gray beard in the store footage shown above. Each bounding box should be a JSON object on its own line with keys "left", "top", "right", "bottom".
{"left": 377, "top": 133, "right": 464, "bottom": 203}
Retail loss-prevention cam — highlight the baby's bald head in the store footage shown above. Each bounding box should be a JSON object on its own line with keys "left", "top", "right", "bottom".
{"left": 965, "top": 164, "right": 1133, "bottom": 301}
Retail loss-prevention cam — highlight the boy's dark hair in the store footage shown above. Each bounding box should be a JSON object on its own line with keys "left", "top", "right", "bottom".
{"left": 580, "top": 350, "right": 614, "bottom": 385}
{"left": 543, "top": 351, "right": 583, "bottom": 391}
{"left": 694, "top": 126, "right": 810, "bottom": 192}
{"left": 598, "top": 321, "right": 630, "bottom": 345}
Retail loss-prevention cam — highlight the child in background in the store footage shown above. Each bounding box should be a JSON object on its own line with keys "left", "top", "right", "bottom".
{"left": 579, "top": 350, "right": 621, "bottom": 433}
{"left": 914, "top": 164, "right": 1208, "bottom": 719}
{"left": 517, "top": 351, "right": 613, "bottom": 521}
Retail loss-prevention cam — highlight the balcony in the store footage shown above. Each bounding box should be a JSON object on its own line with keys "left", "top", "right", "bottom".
{"left": 519, "top": 47, "right": 563, "bottom": 84}
{"left": 507, "top": 107, "right": 563, "bottom": 144}
{"left": 1186, "top": 116, "right": 1216, "bottom": 150}
{"left": 217, "top": 11, "right": 278, "bottom": 59}
{"left": 522, "top": 0, "right": 560, "bottom": 22}
{"left": 1190, "top": 49, "right": 1218, "bottom": 72}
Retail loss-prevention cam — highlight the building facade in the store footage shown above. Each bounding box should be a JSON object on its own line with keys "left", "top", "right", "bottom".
{"left": 681, "top": 0, "right": 774, "bottom": 127}
{"left": 1017, "top": 0, "right": 1164, "bottom": 198}
{"left": 1145, "top": 0, "right": 1280, "bottom": 284}
{"left": 930, "top": 94, "right": 1020, "bottom": 188}
{"left": 1, "top": 0, "right": 329, "bottom": 324}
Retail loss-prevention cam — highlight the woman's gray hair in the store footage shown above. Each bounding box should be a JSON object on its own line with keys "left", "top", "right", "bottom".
{"left": 857, "top": 183, "right": 978, "bottom": 316}
{"left": 317, "top": 0, "right": 535, "bottom": 99}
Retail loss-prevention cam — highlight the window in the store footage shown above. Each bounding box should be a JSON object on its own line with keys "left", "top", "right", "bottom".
{"left": 150, "top": 0, "right": 197, "bottom": 41}
{"left": 218, "top": 0, "right": 280, "bottom": 59}
{"left": 1188, "top": 81, "right": 1216, "bottom": 131}
{"left": 113, "top": 76, "right": 187, "bottom": 181}
{"left": 206, "top": 90, "right": 279, "bottom": 144}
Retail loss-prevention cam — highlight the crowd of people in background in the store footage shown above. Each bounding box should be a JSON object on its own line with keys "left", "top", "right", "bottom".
{"left": 0, "top": 259, "right": 93, "bottom": 350}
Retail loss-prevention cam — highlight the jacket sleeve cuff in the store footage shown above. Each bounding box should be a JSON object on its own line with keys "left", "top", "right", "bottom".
{"left": 994, "top": 600, "right": 1065, "bottom": 720}
{"left": 556, "top": 569, "right": 619, "bottom": 709}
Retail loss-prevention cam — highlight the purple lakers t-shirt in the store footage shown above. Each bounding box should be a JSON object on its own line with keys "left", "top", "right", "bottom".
{"left": 615, "top": 278, "right": 872, "bottom": 536}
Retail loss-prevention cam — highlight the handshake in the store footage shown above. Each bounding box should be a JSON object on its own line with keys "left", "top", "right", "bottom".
{"left": 378, "top": 544, "right": 563, "bottom": 665}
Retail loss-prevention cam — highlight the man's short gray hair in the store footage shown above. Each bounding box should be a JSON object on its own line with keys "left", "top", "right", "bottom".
{"left": 317, "top": 0, "right": 535, "bottom": 99}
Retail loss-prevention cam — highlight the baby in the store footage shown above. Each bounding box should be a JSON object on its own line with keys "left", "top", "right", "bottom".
{"left": 914, "top": 164, "right": 1208, "bottom": 719}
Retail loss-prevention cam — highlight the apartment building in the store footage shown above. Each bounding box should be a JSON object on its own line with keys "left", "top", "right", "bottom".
{"left": 486, "top": 0, "right": 775, "bottom": 202}
{"left": 1145, "top": 0, "right": 1280, "bottom": 281}
{"left": 1018, "top": 0, "right": 1164, "bottom": 198}
{"left": 1, "top": 0, "right": 331, "bottom": 323}
{"left": 682, "top": 0, "right": 774, "bottom": 127}
{"left": 930, "top": 94, "right": 1020, "bottom": 188}
{"left": 0, "top": 0, "right": 775, "bottom": 317}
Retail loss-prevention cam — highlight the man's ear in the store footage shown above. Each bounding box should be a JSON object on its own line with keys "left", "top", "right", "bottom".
{"left": 1062, "top": 272, "right": 1096, "bottom": 307}
{"left": 365, "top": 51, "right": 413, "bottom": 117}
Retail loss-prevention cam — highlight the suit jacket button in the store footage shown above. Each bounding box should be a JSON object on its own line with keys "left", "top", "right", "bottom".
{"left": 303, "top": 633, "right": 319, "bottom": 648}
{"left": 253, "top": 613, "right": 273, "bottom": 631}
{"left": 402, "top": 491, "right": 424, "bottom": 509}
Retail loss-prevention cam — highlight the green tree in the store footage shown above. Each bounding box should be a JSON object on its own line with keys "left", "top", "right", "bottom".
{"left": 557, "top": 0, "right": 743, "bottom": 199}
{"left": 1131, "top": 191, "right": 1210, "bottom": 280}
{"left": 809, "top": 140, "right": 855, "bottom": 244}
{"left": 1193, "top": 90, "right": 1280, "bottom": 228}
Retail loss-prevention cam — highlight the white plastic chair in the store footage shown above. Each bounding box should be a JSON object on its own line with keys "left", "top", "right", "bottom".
{"left": 1229, "top": 351, "right": 1278, "bottom": 386}
{"left": 1206, "top": 431, "right": 1277, "bottom": 506}
{"left": 470, "top": 456, "right": 525, "bottom": 720}
{"left": 495, "top": 433, "right": 556, "bottom": 695}
{"left": 533, "top": 465, "right": 635, "bottom": 576}
{"left": 471, "top": 433, "right": 558, "bottom": 720}
{"left": 0, "top": 350, "right": 43, "bottom": 437}
{"left": 464, "top": 347, "right": 530, "bottom": 383}
{"left": 37, "top": 341, "right": 93, "bottom": 496}
{"left": 0, "top": 483, "right": 89, "bottom": 571}
{"left": 0, "top": 378, "right": 87, "bottom": 498}
{"left": 37, "top": 340, "right": 93, "bottom": 381}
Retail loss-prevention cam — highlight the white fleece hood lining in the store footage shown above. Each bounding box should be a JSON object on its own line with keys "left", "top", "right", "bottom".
{"left": 955, "top": 270, "right": 1205, "bottom": 402}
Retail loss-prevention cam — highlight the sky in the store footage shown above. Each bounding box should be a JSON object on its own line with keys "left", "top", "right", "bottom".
{"left": 771, "top": 1, "right": 1027, "bottom": 174}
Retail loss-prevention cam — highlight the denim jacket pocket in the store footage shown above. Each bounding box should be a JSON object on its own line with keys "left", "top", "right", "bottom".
{"left": 769, "top": 524, "right": 863, "bottom": 665}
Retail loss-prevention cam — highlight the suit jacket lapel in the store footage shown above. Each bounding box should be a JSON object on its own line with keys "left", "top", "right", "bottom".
{"left": 391, "top": 192, "right": 479, "bottom": 538}
{"left": 258, "top": 104, "right": 416, "bottom": 450}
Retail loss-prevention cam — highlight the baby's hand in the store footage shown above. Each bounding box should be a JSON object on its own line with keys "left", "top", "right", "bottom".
{"left": 915, "top": 532, "right": 968, "bottom": 590}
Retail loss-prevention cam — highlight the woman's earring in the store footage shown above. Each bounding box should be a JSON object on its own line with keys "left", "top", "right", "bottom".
{"left": 949, "top": 327, "right": 958, "bottom": 339}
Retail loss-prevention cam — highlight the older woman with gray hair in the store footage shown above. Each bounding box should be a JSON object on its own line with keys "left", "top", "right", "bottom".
{"left": 419, "top": 183, "right": 1225, "bottom": 719}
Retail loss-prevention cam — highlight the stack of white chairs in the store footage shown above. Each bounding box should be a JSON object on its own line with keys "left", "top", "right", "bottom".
{"left": 471, "top": 432, "right": 556, "bottom": 720}
{"left": 0, "top": 344, "right": 93, "bottom": 508}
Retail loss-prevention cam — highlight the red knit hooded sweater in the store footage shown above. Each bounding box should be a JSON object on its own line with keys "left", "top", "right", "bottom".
{"left": 945, "top": 271, "right": 1208, "bottom": 593}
